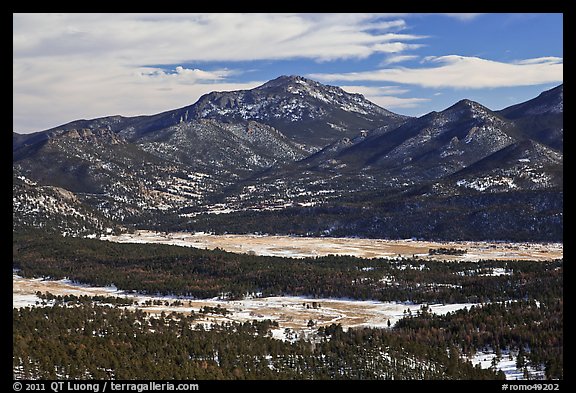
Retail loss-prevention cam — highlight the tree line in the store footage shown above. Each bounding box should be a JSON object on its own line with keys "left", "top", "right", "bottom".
{"left": 14, "top": 298, "right": 562, "bottom": 379}
{"left": 12, "top": 231, "right": 562, "bottom": 380}
{"left": 13, "top": 231, "right": 562, "bottom": 304}
{"left": 14, "top": 302, "right": 504, "bottom": 380}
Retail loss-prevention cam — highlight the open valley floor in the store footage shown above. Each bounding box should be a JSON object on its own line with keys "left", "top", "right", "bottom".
{"left": 103, "top": 230, "right": 563, "bottom": 261}
{"left": 13, "top": 272, "right": 478, "bottom": 337}
{"left": 13, "top": 233, "right": 561, "bottom": 380}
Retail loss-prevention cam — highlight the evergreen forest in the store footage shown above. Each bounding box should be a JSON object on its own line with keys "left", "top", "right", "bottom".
{"left": 12, "top": 231, "right": 563, "bottom": 380}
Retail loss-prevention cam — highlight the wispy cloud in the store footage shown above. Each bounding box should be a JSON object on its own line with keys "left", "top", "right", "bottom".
{"left": 13, "top": 55, "right": 264, "bottom": 132}
{"left": 12, "top": 13, "right": 561, "bottom": 132}
{"left": 340, "top": 85, "right": 430, "bottom": 109}
{"left": 513, "top": 57, "right": 563, "bottom": 65}
{"left": 339, "top": 85, "right": 410, "bottom": 96}
{"left": 13, "top": 13, "right": 424, "bottom": 63}
{"left": 310, "top": 55, "right": 563, "bottom": 89}
{"left": 137, "top": 66, "right": 237, "bottom": 84}
{"left": 13, "top": 13, "right": 428, "bottom": 132}
{"left": 380, "top": 54, "right": 420, "bottom": 66}
{"left": 437, "top": 13, "right": 484, "bottom": 22}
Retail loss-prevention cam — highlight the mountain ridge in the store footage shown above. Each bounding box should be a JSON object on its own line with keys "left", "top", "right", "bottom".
{"left": 13, "top": 77, "right": 563, "bottom": 240}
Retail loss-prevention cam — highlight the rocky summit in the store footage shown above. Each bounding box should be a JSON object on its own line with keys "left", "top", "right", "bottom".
{"left": 13, "top": 77, "right": 563, "bottom": 241}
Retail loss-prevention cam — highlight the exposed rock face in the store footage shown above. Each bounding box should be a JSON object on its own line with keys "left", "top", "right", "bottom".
{"left": 13, "top": 78, "right": 562, "bottom": 240}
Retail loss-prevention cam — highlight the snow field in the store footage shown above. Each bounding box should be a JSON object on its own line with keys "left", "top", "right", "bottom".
{"left": 13, "top": 273, "right": 475, "bottom": 334}
{"left": 13, "top": 274, "right": 549, "bottom": 379}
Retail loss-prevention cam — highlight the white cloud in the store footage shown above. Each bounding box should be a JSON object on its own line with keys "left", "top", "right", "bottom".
{"left": 13, "top": 56, "right": 264, "bottom": 133}
{"left": 513, "top": 57, "right": 563, "bottom": 65}
{"left": 340, "top": 85, "right": 429, "bottom": 110}
{"left": 339, "top": 85, "right": 409, "bottom": 96}
{"left": 310, "top": 55, "right": 563, "bottom": 89}
{"left": 13, "top": 13, "right": 423, "bottom": 63}
{"left": 380, "top": 54, "right": 419, "bottom": 65}
{"left": 13, "top": 13, "right": 429, "bottom": 133}
{"left": 437, "top": 13, "right": 484, "bottom": 21}
{"left": 370, "top": 95, "right": 431, "bottom": 109}
{"left": 137, "top": 66, "right": 236, "bottom": 84}
{"left": 12, "top": 14, "right": 561, "bottom": 133}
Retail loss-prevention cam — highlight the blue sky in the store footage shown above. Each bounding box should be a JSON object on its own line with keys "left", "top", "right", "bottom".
{"left": 13, "top": 13, "right": 563, "bottom": 134}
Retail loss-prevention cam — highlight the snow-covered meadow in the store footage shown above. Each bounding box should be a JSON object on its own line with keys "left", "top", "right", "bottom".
{"left": 13, "top": 272, "right": 474, "bottom": 333}
{"left": 13, "top": 272, "right": 550, "bottom": 379}
{"left": 468, "top": 350, "right": 546, "bottom": 380}
{"left": 15, "top": 230, "right": 561, "bottom": 380}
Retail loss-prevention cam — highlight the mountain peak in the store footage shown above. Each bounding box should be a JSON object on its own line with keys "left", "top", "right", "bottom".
{"left": 457, "top": 98, "right": 474, "bottom": 105}
{"left": 13, "top": 80, "right": 562, "bottom": 241}
{"left": 451, "top": 98, "right": 484, "bottom": 110}
{"left": 186, "top": 75, "right": 406, "bottom": 148}
{"left": 261, "top": 75, "right": 309, "bottom": 87}
{"left": 443, "top": 99, "right": 494, "bottom": 120}
{"left": 257, "top": 75, "right": 327, "bottom": 94}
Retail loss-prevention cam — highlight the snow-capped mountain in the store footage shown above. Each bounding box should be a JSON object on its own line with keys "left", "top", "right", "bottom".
{"left": 171, "top": 75, "right": 408, "bottom": 150}
{"left": 13, "top": 78, "right": 562, "bottom": 240}
{"left": 336, "top": 98, "right": 518, "bottom": 183}
{"left": 226, "top": 86, "right": 562, "bottom": 211}
{"left": 13, "top": 76, "right": 406, "bottom": 232}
